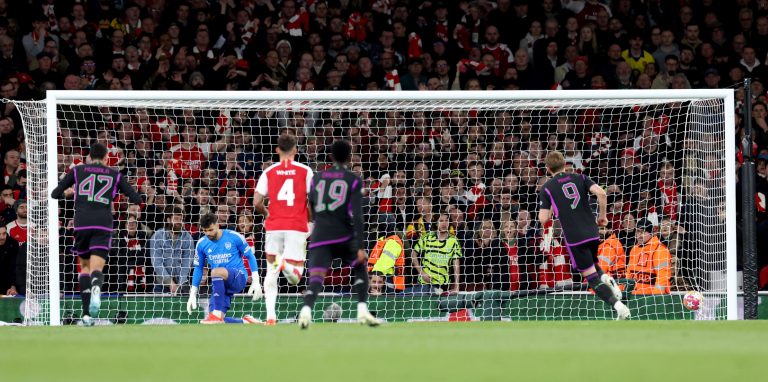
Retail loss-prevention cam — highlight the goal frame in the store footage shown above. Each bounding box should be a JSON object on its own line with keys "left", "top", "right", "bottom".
{"left": 41, "top": 89, "right": 737, "bottom": 325}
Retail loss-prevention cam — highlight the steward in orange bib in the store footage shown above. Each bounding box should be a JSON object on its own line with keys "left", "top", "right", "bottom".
{"left": 627, "top": 218, "right": 672, "bottom": 295}
{"left": 368, "top": 234, "right": 405, "bottom": 294}
{"left": 597, "top": 225, "right": 626, "bottom": 279}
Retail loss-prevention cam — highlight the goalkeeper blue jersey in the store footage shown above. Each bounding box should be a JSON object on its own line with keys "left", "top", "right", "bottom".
{"left": 191, "top": 229, "right": 258, "bottom": 288}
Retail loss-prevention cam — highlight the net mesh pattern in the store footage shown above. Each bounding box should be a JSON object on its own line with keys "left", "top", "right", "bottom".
{"left": 17, "top": 96, "right": 729, "bottom": 324}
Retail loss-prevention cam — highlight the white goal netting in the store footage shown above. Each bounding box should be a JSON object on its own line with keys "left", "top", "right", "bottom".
{"left": 17, "top": 92, "right": 733, "bottom": 324}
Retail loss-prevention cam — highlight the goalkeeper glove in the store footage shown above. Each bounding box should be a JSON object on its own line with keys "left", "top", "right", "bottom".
{"left": 248, "top": 274, "right": 263, "bottom": 301}
{"left": 186, "top": 286, "right": 198, "bottom": 314}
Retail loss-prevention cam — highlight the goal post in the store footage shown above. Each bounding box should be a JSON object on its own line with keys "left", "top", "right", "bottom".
{"left": 17, "top": 89, "right": 737, "bottom": 325}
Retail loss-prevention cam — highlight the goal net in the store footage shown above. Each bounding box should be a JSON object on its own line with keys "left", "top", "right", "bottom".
{"left": 16, "top": 90, "right": 736, "bottom": 325}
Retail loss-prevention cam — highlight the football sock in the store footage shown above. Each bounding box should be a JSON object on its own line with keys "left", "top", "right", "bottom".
{"left": 224, "top": 317, "right": 243, "bottom": 324}
{"left": 78, "top": 273, "right": 91, "bottom": 316}
{"left": 265, "top": 264, "right": 279, "bottom": 320}
{"left": 281, "top": 261, "right": 304, "bottom": 285}
{"left": 357, "top": 302, "right": 369, "bottom": 316}
{"left": 90, "top": 270, "right": 104, "bottom": 290}
{"left": 302, "top": 272, "right": 325, "bottom": 310}
{"left": 594, "top": 264, "right": 605, "bottom": 278}
{"left": 586, "top": 272, "right": 618, "bottom": 306}
{"left": 211, "top": 277, "right": 225, "bottom": 316}
{"left": 351, "top": 262, "right": 369, "bottom": 304}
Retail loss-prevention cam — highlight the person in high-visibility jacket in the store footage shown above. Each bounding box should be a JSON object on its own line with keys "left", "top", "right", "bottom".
{"left": 627, "top": 218, "right": 672, "bottom": 295}
{"left": 597, "top": 225, "right": 626, "bottom": 279}
{"left": 367, "top": 234, "right": 405, "bottom": 294}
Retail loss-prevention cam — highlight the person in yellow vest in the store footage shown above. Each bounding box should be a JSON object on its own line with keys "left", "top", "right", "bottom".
{"left": 597, "top": 225, "right": 626, "bottom": 279}
{"left": 627, "top": 218, "right": 672, "bottom": 295}
{"left": 367, "top": 233, "right": 405, "bottom": 295}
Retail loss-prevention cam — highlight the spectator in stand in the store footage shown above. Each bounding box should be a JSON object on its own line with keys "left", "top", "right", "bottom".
{"left": 653, "top": 29, "right": 680, "bottom": 73}
{"left": 149, "top": 206, "right": 194, "bottom": 295}
{"left": 499, "top": 219, "right": 520, "bottom": 291}
{"left": 215, "top": 203, "right": 236, "bottom": 231}
{"left": 680, "top": 23, "right": 703, "bottom": 53}
{"left": 0, "top": 185, "right": 15, "bottom": 225}
{"left": 235, "top": 212, "right": 260, "bottom": 278}
{"left": 464, "top": 218, "right": 509, "bottom": 291}
{"left": 111, "top": 215, "right": 149, "bottom": 294}
{"left": 658, "top": 218, "right": 683, "bottom": 284}
{"left": 622, "top": 32, "right": 654, "bottom": 76}
{"left": 651, "top": 55, "right": 679, "bottom": 89}
{"left": 0, "top": 149, "right": 22, "bottom": 187}
{"left": 0, "top": 226, "right": 18, "bottom": 295}
{"left": 6, "top": 199, "right": 25, "bottom": 244}
{"left": 170, "top": 124, "right": 206, "bottom": 180}
{"left": 21, "top": 14, "right": 57, "bottom": 63}
{"left": 406, "top": 196, "right": 434, "bottom": 241}
{"left": 627, "top": 218, "right": 672, "bottom": 295}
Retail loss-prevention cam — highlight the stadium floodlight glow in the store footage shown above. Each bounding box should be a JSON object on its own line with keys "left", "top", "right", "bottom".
{"left": 14, "top": 89, "right": 736, "bottom": 325}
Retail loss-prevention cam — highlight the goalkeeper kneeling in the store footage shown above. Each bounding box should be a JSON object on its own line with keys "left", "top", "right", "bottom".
{"left": 187, "top": 213, "right": 264, "bottom": 324}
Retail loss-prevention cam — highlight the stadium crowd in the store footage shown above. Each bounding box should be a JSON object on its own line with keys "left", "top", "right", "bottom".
{"left": 0, "top": 0, "right": 767, "bottom": 298}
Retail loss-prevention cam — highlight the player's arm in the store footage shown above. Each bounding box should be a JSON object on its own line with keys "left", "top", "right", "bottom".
{"left": 187, "top": 241, "right": 206, "bottom": 314}
{"left": 306, "top": 169, "right": 314, "bottom": 225}
{"left": 451, "top": 258, "right": 461, "bottom": 293}
{"left": 410, "top": 237, "right": 430, "bottom": 283}
{"left": 118, "top": 173, "right": 143, "bottom": 204}
{"left": 236, "top": 232, "right": 263, "bottom": 300}
{"left": 451, "top": 241, "right": 462, "bottom": 293}
{"left": 253, "top": 171, "right": 268, "bottom": 218}
{"left": 308, "top": 175, "right": 317, "bottom": 215}
{"left": 537, "top": 188, "right": 553, "bottom": 226}
{"left": 50, "top": 170, "right": 75, "bottom": 199}
{"left": 588, "top": 182, "right": 608, "bottom": 226}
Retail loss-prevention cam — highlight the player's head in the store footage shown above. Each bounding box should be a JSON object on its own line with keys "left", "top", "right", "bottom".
{"left": 276, "top": 132, "right": 298, "bottom": 157}
{"left": 544, "top": 151, "right": 566, "bottom": 175}
{"left": 165, "top": 206, "right": 184, "bottom": 232}
{"left": 436, "top": 212, "right": 450, "bottom": 234}
{"left": 89, "top": 142, "right": 108, "bottom": 162}
{"left": 199, "top": 213, "right": 220, "bottom": 240}
{"left": 330, "top": 139, "right": 352, "bottom": 164}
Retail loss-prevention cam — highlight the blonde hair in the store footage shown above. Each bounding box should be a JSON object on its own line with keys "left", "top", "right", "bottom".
{"left": 545, "top": 151, "right": 566, "bottom": 174}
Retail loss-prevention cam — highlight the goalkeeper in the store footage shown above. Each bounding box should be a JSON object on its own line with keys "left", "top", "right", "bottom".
{"left": 187, "top": 213, "right": 263, "bottom": 324}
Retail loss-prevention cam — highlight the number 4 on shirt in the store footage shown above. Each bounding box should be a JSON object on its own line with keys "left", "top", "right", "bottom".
{"left": 277, "top": 179, "right": 295, "bottom": 206}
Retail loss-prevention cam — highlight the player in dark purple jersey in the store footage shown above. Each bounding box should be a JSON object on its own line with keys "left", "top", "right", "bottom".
{"left": 51, "top": 143, "right": 142, "bottom": 325}
{"left": 538, "top": 151, "right": 630, "bottom": 320}
{"left": 298, "top": 140, "right": 381, "bottom": 329}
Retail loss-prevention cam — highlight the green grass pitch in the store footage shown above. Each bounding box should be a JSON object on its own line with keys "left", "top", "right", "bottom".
{"left": 1, "top": 321, "right": 766, "bottom": 382}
